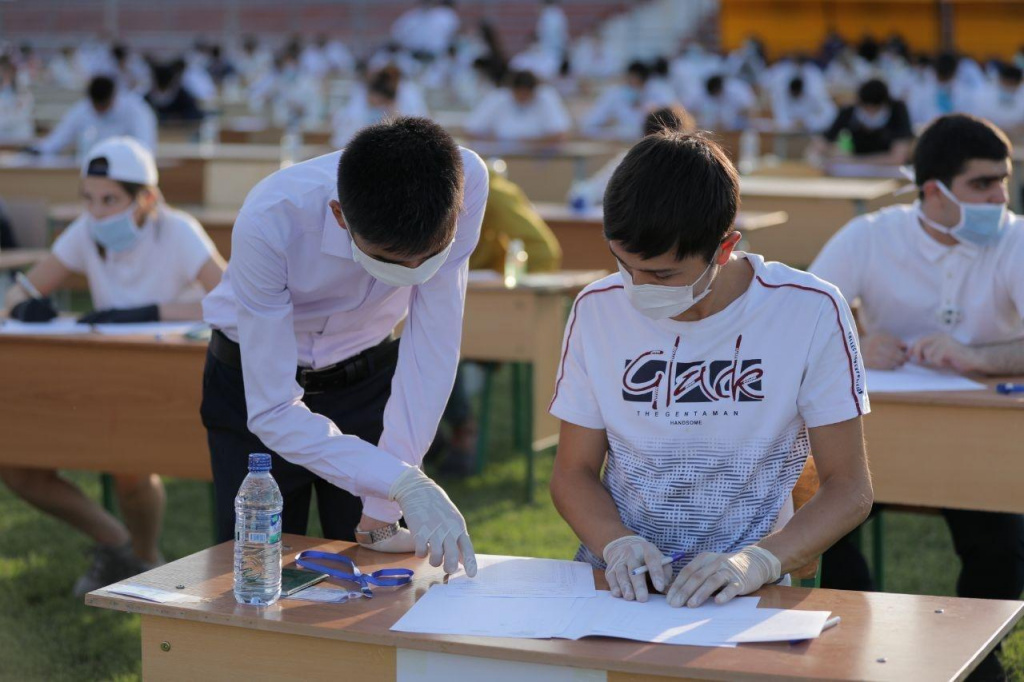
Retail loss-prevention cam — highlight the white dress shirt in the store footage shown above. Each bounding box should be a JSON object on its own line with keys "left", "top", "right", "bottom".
{"left": 772, "top": 90, "right": 838, "bottom": 133}
{"left": 465, "top": 85, "right": 571, "bottom": 140}
{"left": 38, "top": 93, "right": 157, "bottom": 155}
{"left": 810, "top": 204, "right": 1024, "bottom": 347}
{"left": 690, "top": 78, "right": 756, "bottom": 132}
{"left": 972, "top": 82, "right": 1024, "bottom": 132}
{"left": 538, "top": 6, "right": 569, "bottom": 56}
{"left": 582, "top": 82, "right": 676, "bottom": 138}
{"left": 202, "top": 147, "right": 489, "bottom": 521}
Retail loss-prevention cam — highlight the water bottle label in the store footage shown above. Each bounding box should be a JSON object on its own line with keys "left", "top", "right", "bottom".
{"left": 236, "top": 512, "right": 282, "bottom": 544}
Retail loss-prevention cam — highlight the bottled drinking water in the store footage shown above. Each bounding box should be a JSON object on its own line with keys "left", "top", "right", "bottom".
{"left": 233, "top": 453, "right": 283, "bottom": 606}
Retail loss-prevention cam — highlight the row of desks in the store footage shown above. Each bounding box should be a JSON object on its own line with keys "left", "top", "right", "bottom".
{"left": 86, "top": 534, "right": 1023, "bottom": 681}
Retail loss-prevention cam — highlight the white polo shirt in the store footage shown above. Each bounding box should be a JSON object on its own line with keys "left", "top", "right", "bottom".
{"left": 52, "top": 205, "right": 217, "bottom": 310}
{"left": 810, "top": 204, "right": 1024, "bottom": 346}
{"left": 550, "top": 254, "right": 868, "bottom": 569}
{"left": 37, "top": 93, "right": 158, "bottom": 155}
{"left": 203, "top": 147, "right": 488, "bottom": 521}
{"left": 464, "top": 86, "right": 572, "bottom": 141}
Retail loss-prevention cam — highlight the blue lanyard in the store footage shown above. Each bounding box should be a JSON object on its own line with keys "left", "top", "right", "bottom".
{"left": 294, "top": 550, "right": 414, "bottom": 598}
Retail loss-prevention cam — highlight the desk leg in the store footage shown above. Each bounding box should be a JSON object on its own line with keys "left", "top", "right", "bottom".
{"left": 530, "top": 296, "right": 568, "bottom": 455}
{"left": 141, "top": 615, "right": 395, "bottom": 680}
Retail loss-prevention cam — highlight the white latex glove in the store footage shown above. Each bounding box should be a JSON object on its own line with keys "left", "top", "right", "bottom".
{"left": 666, "top": 545, "right": 781, "bottom": 608}
{"left": 389, "top": 467, "right": 477, "bottom": 576}
{"left": 355, "top": 525, "right": 417, "bottom": 553}
{"left": 602, "top": 535, "right": 670, "bottom": 603}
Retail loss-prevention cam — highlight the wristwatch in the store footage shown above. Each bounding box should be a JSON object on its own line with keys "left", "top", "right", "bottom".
{"left": 355, "top": 522, "right": 402, "bottom": 545}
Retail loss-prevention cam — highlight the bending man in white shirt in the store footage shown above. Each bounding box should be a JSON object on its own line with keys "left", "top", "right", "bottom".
{"left": 549, "top": 131, "right": 872, "bottom": 607}
{"left": 202, "top": 118, "right": 485, "bottom": 576}
{"left": 810, "top": 113, "right": 1024, "bottom": 682}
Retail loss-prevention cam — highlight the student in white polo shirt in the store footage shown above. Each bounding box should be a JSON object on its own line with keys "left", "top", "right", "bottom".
{"left": 201, "top": 118, "right": 484, "bottom": 577}
{"left": 465, "top": 69, "right": 571, "bottom": 143}
{"left": 1, "top": 137, "right": 225, "bottom": 596}
{"left": 810, "top": 113, "right": 1023, "bottom": 682}
{"left": 549, "top": 131, "right": 872, "bottom": 608}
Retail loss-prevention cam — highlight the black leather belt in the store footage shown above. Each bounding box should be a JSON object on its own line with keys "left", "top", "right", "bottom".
{"left": 210, "top": 329, "right": 399, "bottom": 394}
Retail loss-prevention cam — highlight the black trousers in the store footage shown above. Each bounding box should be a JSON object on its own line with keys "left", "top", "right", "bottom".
{"left": 200, "top": 345, "right": 398, "bottom": 544}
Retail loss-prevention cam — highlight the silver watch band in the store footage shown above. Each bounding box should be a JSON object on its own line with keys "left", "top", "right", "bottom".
{"left": 355, "top": 522, "right": 401, "bottom": 545}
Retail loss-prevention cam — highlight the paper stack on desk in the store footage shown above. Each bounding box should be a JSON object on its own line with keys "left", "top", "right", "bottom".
{"left": 391, "top": 555, "right": 832, "bottom": 647}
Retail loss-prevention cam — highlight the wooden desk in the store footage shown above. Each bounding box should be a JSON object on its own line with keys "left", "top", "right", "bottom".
{"left": 737, "top": 176, "right": 906, "bottom": 266}
{"left": 865, "top": 377, "right": 1024, "bottom": 514}
{"left": 535, "top": 202, "right": 789, "bottom": 271}
{"left": 86, "top": 535, "right": 1024, "bottom": 681}
{"left": 0, "top": 273, "right": 600, "bottom": 478}
{"left": 465, "top": 140, "right": 624, "bottom": 204}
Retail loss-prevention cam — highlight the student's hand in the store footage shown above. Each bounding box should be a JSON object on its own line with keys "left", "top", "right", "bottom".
{"left": 355, "top": 514, "right": 416, "bottom": 553}
{"left": 78, "top": 304, "right": 160, "bottom": 324}
{"left": 602, "top": 535, "right": 669, "bottom": 602}
{"left": 389, "top": 467, "right": 477, "bottom": 576}
{"left": 861, "top": 332, "right": 908, "bottom": 370}
{"left": 665, "top": 545, "right": 781, "bottom": 608}
{"left": 9, "top": 298, "right": 58, "bottom": 322}
{"left": 908, "top": 333, "right": 983, "bottom": 373}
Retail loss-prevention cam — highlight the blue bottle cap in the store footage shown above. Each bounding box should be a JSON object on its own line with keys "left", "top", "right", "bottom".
{"left": 248, "top": 453, "right": 272, "bottom": 472}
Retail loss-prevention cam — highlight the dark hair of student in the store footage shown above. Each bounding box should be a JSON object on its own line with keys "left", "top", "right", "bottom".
{"left": 998, "top": 62, "right": 1023, "bottom": 85}
{"left": 604, "top": 132, "right": 739, "bottom": 263}
{"left": 705, "top": 75, "right": 724, "bottom": 96}
{"left": 913, "top": 114, "right": 1012, "bottom": 191}
{"left": 509, "top": 69, "right": 538, "bottom": 91}
{"left": 651, "top": 56, "right": 670, "bottom": 77}
{"left": 642, "top": 105, "right": 695, "bottom": 137}
{"left": 935, "top": 52, "right": 959, "bottom": 81}
{"left": 857, "top": 36, "right": 879, "bottom": 63}
{"left": 626, "top": 60, "right": 650, "bottom": 82}
{"left": 857, "top": 79, "right": 890, "bottom": 107}
{"left": 368, "top": 68, "right": 400, "bottom": 101}
{"left": 789, "top": 76, "right": 805, "bottom": 98}
{"left": 337, "top": 117, "right": 464, "bottom": 257}
{"left": 88, "top": 76, "right": 116, "bottom": 108}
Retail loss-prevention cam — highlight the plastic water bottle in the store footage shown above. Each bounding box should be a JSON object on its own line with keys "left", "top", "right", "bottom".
{"left": 504, "top": 238, "right": 528, "bottom": 289}
{"left": 738, "top": 128, "right": 760, "bottom": 175}
{"left": 233, "top": 453, "right": 283, "bottom": 606}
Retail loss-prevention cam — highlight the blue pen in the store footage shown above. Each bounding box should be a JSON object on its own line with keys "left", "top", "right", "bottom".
{"left": 996, "top": 383, "right": 1024, "bottom": 395}
{"left": 631, "top": 550, "right": 686, "bottom": 576}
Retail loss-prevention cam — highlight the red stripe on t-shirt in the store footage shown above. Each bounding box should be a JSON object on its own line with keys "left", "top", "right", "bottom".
{"left": 754, "top": 276, "right": 863, "bottom": 416}
{"left": 549, "top": 284, "right": 625, "bottom": 411}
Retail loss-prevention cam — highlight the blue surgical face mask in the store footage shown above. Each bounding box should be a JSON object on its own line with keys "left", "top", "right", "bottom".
{"left": 88, "top": 205, "right": 141, "bottom": 252}
{"left": 917, "top": 181, "right": 1007, "bottom": 247}
{"left": 854, "top": 105, "right": 890, "bottom": 129}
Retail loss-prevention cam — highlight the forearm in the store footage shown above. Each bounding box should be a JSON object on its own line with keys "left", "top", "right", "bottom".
{"left": 550, "top": 465, "right": 631, "bottom": 557}
{"left": 972, "top": 338, "right": 1024, "bottom": 375}
{"left": 757, "top": 473, "right": 872, "bottom": 575}
{"left": 157, "top": 300, "right": 204, "bottom": 321}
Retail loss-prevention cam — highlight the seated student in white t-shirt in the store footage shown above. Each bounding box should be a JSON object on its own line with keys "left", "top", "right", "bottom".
{"left": 0, "top": 136, "right": 225, "bottom": 597}
{"left": 809, "top": 113, "right": 1023, "bottom": 682}
{"left": 549, "top": 131, "right": 872, "bottom": 608}
{"left": 464, "top": 69, "right": 571, "bottom": 144}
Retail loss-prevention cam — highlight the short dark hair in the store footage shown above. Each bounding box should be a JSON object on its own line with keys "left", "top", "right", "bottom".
{"left": 88, "top": 76, "right": 116, "bottom": 108}
{"left": 337, "top": 117, "right": 464, "bottom": 257}
{"left": 642, "top": 105, "right": 695, "bottom": 137}
{"left": 651, "top": 56, "right": 670, "bottom": 77}
{"left": 857, "top": 79, "right": 890, "bottom": 106}
{"left": 788, "top": 76, "right": 804, "bottom": 98}
{"left": 604, "top": 132, "right": 739, "bottom": 262}
{"left": 935, "top": 52, "right": 959, "bottom": 80}
{"left": 368, "top": 69, "right": 398, "bottom": 101}
{"left": 998, "top": 62, "right": 1023, "bottom": 85}
{"left": 626, "top": 60, "right": 650, "bottom": 82}
{"left": 913, "top": 114, "right": 1012, "bottom": 188}
{"left": 509, "top": 69, "right": 538, "bottom": 91}
{"left": 85, "top": 156, "right": 148, "bottom": 196}
{"left": 705, "top": 75, "right": 724, "bottom": 96}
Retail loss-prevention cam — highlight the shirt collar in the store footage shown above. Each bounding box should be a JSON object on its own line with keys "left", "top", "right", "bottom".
{"left": 909, "top": 204, "right": 981, "bottom": 262}
{"left": 320, "top": 202, "right": 353, "bottom": 259}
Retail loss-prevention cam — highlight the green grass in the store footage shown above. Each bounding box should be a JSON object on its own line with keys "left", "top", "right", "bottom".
{"left": 0, "top": 366, "right": 1021, "bottom": 680}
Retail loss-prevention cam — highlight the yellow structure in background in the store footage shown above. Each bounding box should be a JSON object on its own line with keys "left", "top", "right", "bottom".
{"left": 720, "top": 0, "right": 1023, "bottom": 60}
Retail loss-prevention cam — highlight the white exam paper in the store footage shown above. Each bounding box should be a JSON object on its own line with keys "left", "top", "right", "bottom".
{"left": 104, "top": 583, "right": 204, "bottom": 604}
{"left": 92, "top": 321, "right": 207, "bottom": 337}
{"left": 445, "top": 555, "right": 596, "bottom": 598}
{"left": 866, "top": 365, "right": 986, "bottom": 393}
{"left": 0, "top": 319, "right": 91, "bottom": 335}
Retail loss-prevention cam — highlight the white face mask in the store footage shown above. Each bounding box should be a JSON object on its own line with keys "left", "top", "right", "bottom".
{"left": 617, "top": 258, "right": 717, "bottom": 320}
{"left": 917, "top": 181, "right": 1007, "bottom": 247}
{"left": 351, "top": 235, "right": 453, "bottom": 287}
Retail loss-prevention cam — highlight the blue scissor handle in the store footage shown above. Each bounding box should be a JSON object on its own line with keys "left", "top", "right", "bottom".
{"left": 294, "top": 550, "right": 414, "bottom": 597}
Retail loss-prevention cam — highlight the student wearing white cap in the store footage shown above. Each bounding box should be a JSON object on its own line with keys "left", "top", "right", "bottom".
{"left": 1, "top": 137, "right": 225, "bottom": 595}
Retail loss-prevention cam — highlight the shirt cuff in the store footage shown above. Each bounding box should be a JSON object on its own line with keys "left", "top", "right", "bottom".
{"left": 362, "top": 497, "right": 404, "bottom": 524}
{"left": 350, "top": 452, "right": 412, "bottom": 500}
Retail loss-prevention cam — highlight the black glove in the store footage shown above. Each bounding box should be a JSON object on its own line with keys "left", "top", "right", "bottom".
{"left": 10, "top": 297, "right": 58, "bottom": 322}
{"left": 78, "top": 304, "right": 160, "bottom": 324}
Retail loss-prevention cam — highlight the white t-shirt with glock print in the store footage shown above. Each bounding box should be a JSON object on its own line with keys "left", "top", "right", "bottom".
{"left": 549, "top": 253, "right": 869, "bottom": 569}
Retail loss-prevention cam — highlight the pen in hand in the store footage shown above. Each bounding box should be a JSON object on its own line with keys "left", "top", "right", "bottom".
{"left": 631, "top": 550, "right": 686, "bottom": 576}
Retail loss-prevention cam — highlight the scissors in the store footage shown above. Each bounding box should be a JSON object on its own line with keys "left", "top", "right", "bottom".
{"left": 294, "top": 550, "right": 414, "bottom": 598}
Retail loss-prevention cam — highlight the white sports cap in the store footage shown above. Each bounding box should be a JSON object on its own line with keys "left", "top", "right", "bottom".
{"left": 81, "top": 136, "right": 159, "bottom": 186}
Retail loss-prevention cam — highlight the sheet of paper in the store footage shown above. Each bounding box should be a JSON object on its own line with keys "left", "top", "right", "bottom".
{"left": 283, "top": 587, "right": 361, "bottom": 604}
{"left": 445, "top": 555, "right": 596, "bottom": 598}
{"left": 0, "top": 319, "right": 91, "bottom": 335}
{"left": 91, "top": 321, "right": 208, "bottom": 338}
{"left": 104, "top": 583, "right": 204, "bottom": 604}
{"left": 391, "top": 584, "right": 584, "bottom": 639}
{"left": 866, "top": 365, "right": 986, "bottom": 393}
